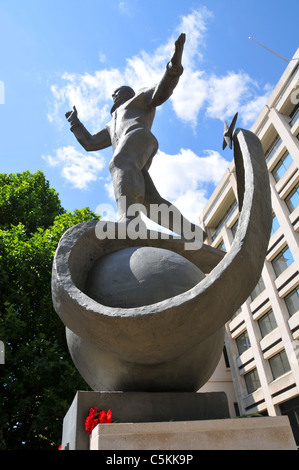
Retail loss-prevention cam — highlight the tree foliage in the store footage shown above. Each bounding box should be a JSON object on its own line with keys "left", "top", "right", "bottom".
{"left": 0, "top": 171, "right": 64, "bottom": 235}
{"left": 0, "top": 171, "right": 100, "bottom": 449}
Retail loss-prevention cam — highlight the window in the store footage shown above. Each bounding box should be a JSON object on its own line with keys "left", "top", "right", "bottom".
{"left": 236, "top": 330, "right": 251, "bottom": 355}
{"left": 289, "top": 103, "right": 299, "bottom": 127}
{"left": 231, "top": 307, "right": 242, "bottom": 320}
{"left": 265, "top": 135, "right": 282, "bottom": 163}
{"left": 271, "top": 246, "right": 294, "bottom": 277}
{"left": 269, "top": 350, "right": 291, "bottom": 380}
{"left": 272, "top": 152, "right": 293, "bottom": 182}
{"left": 258, "top": 309, "right": 277, "bottom": 337}
{"left": 216, "top": 240, "right": 226, "bottom": 251}
{"left": 271, "top": 213, "right": 280, "bottom": 236}
{"left": 244, "top": 368, "right": 261, "bottom": 394}
{"left": 285, "top": 182, "right": 299, "bottom": 213}
{"left": 285, "top": 287, "right": 299, "bottom": 317}
{"left": 211, "top": 200, "right": 238, "bottom": 241}
{"left": 231, "top": 219, "right": 239, "bottom": 238}
{"left": 251, "top": 277, "right": 265, "bottom": 301}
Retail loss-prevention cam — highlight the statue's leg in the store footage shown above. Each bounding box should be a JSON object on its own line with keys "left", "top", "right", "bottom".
{"left": 108, "top": 130, "right": 158, "bottom": 223}
{"left": 142, "top": 168, "right": 207, "bottom": 241}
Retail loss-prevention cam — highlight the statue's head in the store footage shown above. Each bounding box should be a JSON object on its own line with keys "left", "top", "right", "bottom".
{"left": 112, "top": 86, "right": 135, "bottom": 106}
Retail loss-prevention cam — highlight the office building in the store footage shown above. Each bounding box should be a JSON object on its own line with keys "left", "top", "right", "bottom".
{"left": 200, "top": 48, "right": 299, "bottom": 445}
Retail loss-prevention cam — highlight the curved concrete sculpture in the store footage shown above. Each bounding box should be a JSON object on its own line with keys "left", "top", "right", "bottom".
{"left": 52, "top": 128, "right": 272, "bottom": 392}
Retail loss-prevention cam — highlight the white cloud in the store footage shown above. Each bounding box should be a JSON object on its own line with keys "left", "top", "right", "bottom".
{"left": 239, "top": 83, "right": 273, "bottom": 125}
{"left": 169, "top": 9, "right": 272, "bottom": 126}
{"left": 122, "top": 7, "right": 214, "bottom": 123}
{"left": 46, "top": 6, "right": 272, "bottom": 206}
{"left": 172, "top": 189, "right": 209, "bottom": 226}
{"left": 149, "top": 148, "right": 230, "bottom": 223}
{"left": 205, "top": 72, "right": 272, "bottom": 125}
{"left": 124, "top": 49, "right": 167, "bottom": 92}
{"left": 48, "top": 7, "right": 272, "bottom": 129}
{"left": 172, "top": 70, "right": 208, "bottom": 124}
{"left": 206, "top": 72, "right": 251, "bottom": 120}
{"left": 42, "top": 145, "right": 105, "bottom": 189}
{"left": 175, "top": 7, "right": 213, "bottom": 67}
{"left": 48, "top": 68, "right": 123, "bottom": 132}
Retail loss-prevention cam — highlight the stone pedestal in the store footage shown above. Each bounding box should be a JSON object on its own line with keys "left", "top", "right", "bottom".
{"left": 61, "top": 391, "right": 297, "bottom": 450}
{"left": 90, "top": 417, "right": 297, "bottom": 451}
{"left": 61, "top": 391, "right": 230, "bottom": 450}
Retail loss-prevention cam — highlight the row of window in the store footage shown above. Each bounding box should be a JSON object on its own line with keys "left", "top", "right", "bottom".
{"left": 270, "top": 148, "right": 299, "bottom": 213}
{"left": 262, "top": 120, "right": 299, "bottom": 217}
{"left": 235, "top": 283, "right": 298, "bottom": 395}
{"left": 233, "top": 285, "right": 298, "bottom": 398}
{"left": 264, "top": 100, "right": 299, "bottom": 166}
{"left": 209, "top": 169, "right": 298, "bottom": 248}
{"left": 250, "top": 244, "right": 296, "bottom": 301}
{"left": 273, "top": 159, "right": 299, "bottom": 218}
{"left": 235, "top": 312, "right": 275, "bottom": 356}
{"left": 244, "top": 349, "right": 291, "bottom": 394}
{"left": 236, "top": 286, "right": 299, "bottom": 357}
{"left": 242, "top": 105, "right": 299, "bottom": 395}
{"left": 227, "top": 209, "right": 298, "bottom": 323}
{"left": 210, "top": 177, "right": 298, "bottom": 249}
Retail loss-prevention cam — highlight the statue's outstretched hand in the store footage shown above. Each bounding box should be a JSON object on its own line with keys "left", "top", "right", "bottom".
{"left": 171, "top": 33, "right": 186, "bottom": 68}
{"left": 65, "top": 106, "right": 78, "bottom": 123}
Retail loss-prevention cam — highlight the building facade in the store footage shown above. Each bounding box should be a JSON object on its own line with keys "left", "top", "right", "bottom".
{"left": 200, "top": 48, "right": 299, "bottom": 445}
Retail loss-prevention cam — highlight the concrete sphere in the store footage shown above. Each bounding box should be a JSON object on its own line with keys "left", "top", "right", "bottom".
{"left": 85, "top": 246, "right": 205, "bottom": 308}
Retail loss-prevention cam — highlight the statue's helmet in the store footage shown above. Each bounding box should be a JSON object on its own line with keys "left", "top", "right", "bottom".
{"left": 112, "top": 86, "right": 135, "bottom": 101}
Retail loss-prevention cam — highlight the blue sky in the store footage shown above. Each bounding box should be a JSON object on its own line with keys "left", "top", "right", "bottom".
{"left": 0, "top": 0, "right": 298, "bottom": 226}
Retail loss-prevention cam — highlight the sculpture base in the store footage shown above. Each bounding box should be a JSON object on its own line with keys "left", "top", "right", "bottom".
{"left": 89, "top": 417, "right": 297, "bottom": 451}
{"left": 61, "top": 391, "right": 230, "bottom": 450}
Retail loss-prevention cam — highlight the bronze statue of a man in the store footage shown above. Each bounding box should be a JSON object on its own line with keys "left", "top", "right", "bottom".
{"left": 66, "top": 34, "right": 202, "bottom": 238}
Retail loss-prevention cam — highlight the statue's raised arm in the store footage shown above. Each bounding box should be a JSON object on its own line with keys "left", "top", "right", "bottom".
{"left": 151, "top": 33, "right": 185, "bottom": 108}
{"left": 170, "top": 33, "right": 186, "bottom": 69}
{"left": 65, "top": 105, "right": 112, "bottom": 152}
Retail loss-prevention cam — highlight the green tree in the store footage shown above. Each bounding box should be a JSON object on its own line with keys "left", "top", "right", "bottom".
{"left": 0, "top": 171, "right": 64, "bottom": 235}
{"left": 0, "top": 171, "right": 100, "bottom": 450}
